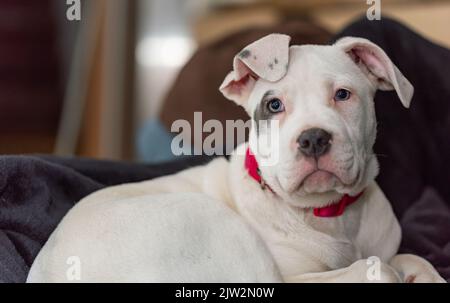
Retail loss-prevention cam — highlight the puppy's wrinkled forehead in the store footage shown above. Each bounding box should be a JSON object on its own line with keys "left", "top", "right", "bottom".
{"left": 284, "top": 45, "right": 371, "bottom": 89}
{"left": 252, "top": 45, "right": 373, "bottom": 101}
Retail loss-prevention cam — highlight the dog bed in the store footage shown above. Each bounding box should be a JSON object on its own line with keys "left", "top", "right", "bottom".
{"left": 1, "top": 17, "right": 450, "bottom": 282}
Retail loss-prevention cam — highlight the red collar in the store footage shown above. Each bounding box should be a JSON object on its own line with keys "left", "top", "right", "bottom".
{"left": 244, "top": 148, "right": 363, "bottom": 218}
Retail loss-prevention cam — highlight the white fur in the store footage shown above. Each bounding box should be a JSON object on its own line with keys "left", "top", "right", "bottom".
{"left": 27, "top": 36, "right": 445, "bottom": 283}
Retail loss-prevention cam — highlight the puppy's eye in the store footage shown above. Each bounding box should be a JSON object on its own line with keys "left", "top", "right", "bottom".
{"left": 334, "top": 89, "right": 351, "bottom": 102}
{"left": 267, "top": 98, "right": 285, "bottom": 113}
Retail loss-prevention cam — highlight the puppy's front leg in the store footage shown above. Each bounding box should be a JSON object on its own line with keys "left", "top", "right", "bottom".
{"left": 389, "top": 254, "right": 446, "bottom": 283}
{"left": 285, "top": 259, "right": 401, "bottom": 283}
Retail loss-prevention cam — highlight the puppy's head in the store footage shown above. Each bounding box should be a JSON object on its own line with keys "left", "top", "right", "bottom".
{"left": 220, "top": 34, "right": 413, "bottom": 207}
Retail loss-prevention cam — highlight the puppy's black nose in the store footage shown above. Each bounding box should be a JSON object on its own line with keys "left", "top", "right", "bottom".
{"left": 297, "top": 128, "right": 332, "bottom": 158}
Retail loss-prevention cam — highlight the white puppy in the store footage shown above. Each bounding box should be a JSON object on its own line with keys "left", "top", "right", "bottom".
{"left": 28, "top": 35, "right": 445, "bottom": 283}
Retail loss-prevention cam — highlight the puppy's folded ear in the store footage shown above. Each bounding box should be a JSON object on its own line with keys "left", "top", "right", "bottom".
{"left": 335, "top": 37, "right": 414, "bottom": 108}
{"left": 220, "top": 33, "right": 291, "bottom": 105}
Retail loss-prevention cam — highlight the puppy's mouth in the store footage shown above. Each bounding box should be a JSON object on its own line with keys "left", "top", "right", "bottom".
{"left": 288, "top": 153, "right": 357, "bottom": 191}
{"left": 297, "top": 169, "right": 340, "bottom": 194}
{"left": 303, "top": 170, "right": 335, "bottom": 184}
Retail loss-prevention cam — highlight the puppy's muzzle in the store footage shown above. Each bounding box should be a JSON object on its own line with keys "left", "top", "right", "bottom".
{"left": 297, "top": 128, "right": 332, "bottom": 158}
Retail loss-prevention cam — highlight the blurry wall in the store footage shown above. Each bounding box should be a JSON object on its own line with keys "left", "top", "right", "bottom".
{"left": 0, "top": 0, "right": 63, "bottom": 154}
{"left": 52, "top": 0, "right": 81, "bottom": 86}
{"left": 55, "top": 0, "right": 137, "bottom": 160}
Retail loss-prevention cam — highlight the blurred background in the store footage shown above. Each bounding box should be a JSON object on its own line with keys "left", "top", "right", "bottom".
{"left": 1, "top": 0, "right": 449, "bottom": 162}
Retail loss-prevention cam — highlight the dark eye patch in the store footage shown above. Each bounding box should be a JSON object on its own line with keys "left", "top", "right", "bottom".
{"left": 253, "top": 90, "right": 277, "bottom": 136}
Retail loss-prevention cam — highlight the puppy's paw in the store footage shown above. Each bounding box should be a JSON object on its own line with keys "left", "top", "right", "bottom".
{"left": 390, "top": 254, "right": 446, "bottom": 283}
